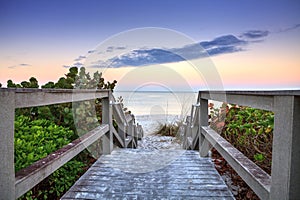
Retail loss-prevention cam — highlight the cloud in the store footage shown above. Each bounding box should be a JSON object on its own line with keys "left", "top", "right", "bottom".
{"left": 108, "top": 49, "right": 184, "bottom": 67}
{"left": 278, "top": 23, "right": 300, "bottom": 33}
{"left": 73, "top": 62, "right": 83, "bottom": 67}
{"left": 106, "top": 46, "right": 127, "bottom": 52}
{"left": 176, "top": 35, "right": 247, "bottom": 58}
{"left": 88, "top": 50, "right": 96, "bottom": 54}
{"left": 8, "top": 63, "right": 31, "bottom": 69}
{"left": 19, "top": 63, "right": 31, "bottom": 66}
{"left": 88, "top": 27, "right": 288, "bottom": 68}
{"left": 62, "top": 62, "right": 83, "bottom": 69}
{"left": 74, "top": 55, "right": 86, "bottom": 62}
{"left": 116, "top": 46, "right": 127, "bottom": 50}
{"left": 106, "top": 46, "right": 114, "bottom": 52}
{"left": 201, "top": 35, "right": 247, "bottom": 48}
{"left": 97, "top": 35, "right": 247, "bottom": 68}
{"left": 239, "top": 30, "right": 269, "bottom": 39}
{"left": 88, "top": 60, "right": 112, "bottom": 68}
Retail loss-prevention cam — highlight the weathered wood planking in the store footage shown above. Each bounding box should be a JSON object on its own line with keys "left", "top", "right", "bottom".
{"left": 62, "top": 149, "right": 234, "bottom": 199}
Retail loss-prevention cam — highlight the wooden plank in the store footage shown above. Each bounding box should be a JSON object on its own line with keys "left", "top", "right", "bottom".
{"left": 198, "top": 90, "right": 300, "bottom": 97}
{"left": 101, "top": 96, "right": 113, "bottom": 154}
{"left": 136, "top": 124, "right": 144, "bottom": 139}
{"left": 15, "top": 124, "right": 109, "bottom": 198}
{"left": 125, "top": 136, "right": 133, "bottom": 148}
{"left": 270, "top": 96, "right": 300, "bottom": 199}
{"left": 0, "top": 90, "right": 16, "bottom": 199}
{"left": 112, "top": 127, "right": 125, "bottom": 147}
{"left": 201, "top": 126, "right": 271, "bottom": 200}
{"left": 62, "top": 149, "right": 234, "bottom": 199}
{"left": 112, "top": 103, "right": 128, "bottom": 126}
{"left": 125, "top": 113, "right": 133, "bottom": 123}
{"left": 200, "top": 91, "right": 274, "bottom": 111}
{"left": 12, "top": 88, "right": 109, "bottom": 108}
{"left": 199, "top": 97, "right": 209, "bottom": 156}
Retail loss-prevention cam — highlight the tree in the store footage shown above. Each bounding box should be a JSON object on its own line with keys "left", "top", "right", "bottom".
{"left": 42, "top": 81, "right": 55, "bottom": 89}
{"left": 19, "top": 77, "right": 39, "bottom": 88}
{"left": 55, "top": 77, "right": 73, "bottom": 89}
{"left": 7, "top": 79, "right": 18, "bottom": 88}
{"left": 29, "top": 77, "right": 39, "bottom": 88}
{"left": 21, "top": 81, "right": 30, "bottom": 88}
{"left": 8, "top": 77, "right": 39, "bottom": 88}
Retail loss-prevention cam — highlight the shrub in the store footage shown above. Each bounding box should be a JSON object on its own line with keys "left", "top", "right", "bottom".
{"left": 15, "top": 115, "right": 86, "bottom": 199}
{"left": 210, "top": 105, "right": 273, "bottom": 174}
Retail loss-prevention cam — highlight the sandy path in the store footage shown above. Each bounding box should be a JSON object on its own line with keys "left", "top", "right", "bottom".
{"left": 135, "top": 115, "right": 183, "bottom": 150}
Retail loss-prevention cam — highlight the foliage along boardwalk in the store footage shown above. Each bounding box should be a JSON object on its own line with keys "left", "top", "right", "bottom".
{"left": 61, "top": 149, "right": 234, "bottom": 199}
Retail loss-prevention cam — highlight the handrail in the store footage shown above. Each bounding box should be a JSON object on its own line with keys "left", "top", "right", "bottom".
{"left": 109, "top": 92, "right": 142, "bottom": 147}
{"left": 184, "top": 90, "right": 300, "bottom": 200}
{"left": 15, "top": 124, "right": 109, "bottom": 197}
{"left": 0, "top": 88, "right": 142, "bottom": 199}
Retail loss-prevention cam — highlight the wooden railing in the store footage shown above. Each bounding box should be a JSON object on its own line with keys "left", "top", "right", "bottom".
{"left": 183, "top": 90, "right": 300, "bottom": 200}
{"left": 0, "top": 88, "right": 143, "bottom": 199}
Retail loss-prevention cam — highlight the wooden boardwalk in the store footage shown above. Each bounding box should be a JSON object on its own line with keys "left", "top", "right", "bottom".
{"left": 62, "top": 149, "right": 234, "bottom": 199}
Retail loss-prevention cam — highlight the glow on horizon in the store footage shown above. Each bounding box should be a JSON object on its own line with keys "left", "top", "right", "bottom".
{"left": 1, "top": 48, "right": 299, "bottom": 90}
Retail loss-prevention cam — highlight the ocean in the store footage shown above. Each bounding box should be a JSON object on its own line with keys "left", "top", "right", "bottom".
{"left": 113, "top": 91, "right": 198, "bottom": 134}
{"left": 114, "top": 91, "right": 198, "bottom": 116}
{"left": 113, "top": 91, "right": 224, "bottom": 135}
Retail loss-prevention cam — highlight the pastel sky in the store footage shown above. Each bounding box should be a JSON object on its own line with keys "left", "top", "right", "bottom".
{"left": 0, "top": 0, "right": 299, "bottom": 91}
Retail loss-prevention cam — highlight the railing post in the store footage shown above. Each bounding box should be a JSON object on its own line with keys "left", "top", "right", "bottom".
{"left": 199, "top": 93, "right": 210, "bottom": 157}
{"left": 128, "top": 119, "right": 137, "bottom": 148}
{"left": 270, "top": 96, "right": 300, "bottom": 200}
{"left": 0, "top": 90, "right": 16, "bottom": 199}
{"left": 118, "top": 123, "right": 127, "bottom": 147}
{"left": 101, "top": 92, "right": 113, "bottom": 154}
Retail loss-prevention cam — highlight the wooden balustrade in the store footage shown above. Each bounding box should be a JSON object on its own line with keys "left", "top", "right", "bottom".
{"left": 183, "top": 90, "right": 300, "bottom": 200}
{"left": 0, "top": 88, "right": 142, "bottom": 199}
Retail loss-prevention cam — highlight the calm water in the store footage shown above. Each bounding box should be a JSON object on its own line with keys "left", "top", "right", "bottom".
{"left": 114, "top": 91, "right": 197, "bottom": 117}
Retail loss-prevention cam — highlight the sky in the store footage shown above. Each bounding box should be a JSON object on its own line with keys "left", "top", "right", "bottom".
{"left": 0, "top": 0, "right": 299, "bottom": 91}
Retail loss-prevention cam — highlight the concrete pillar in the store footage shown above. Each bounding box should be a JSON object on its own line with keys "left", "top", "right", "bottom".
{"left": 0, "top": 90, "right": 15, "bottom": 199}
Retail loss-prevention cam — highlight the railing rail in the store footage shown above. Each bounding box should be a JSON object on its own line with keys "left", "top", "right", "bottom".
{"left": 184, "top": 90, "right": 300, "bottom": 200}
{"left": 0, "top": 88, "right": 142, "bottom": 199}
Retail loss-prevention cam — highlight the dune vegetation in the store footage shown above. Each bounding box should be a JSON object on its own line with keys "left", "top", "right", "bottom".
{"left": 6, "top": 67, "right": 117, "bottom": 199}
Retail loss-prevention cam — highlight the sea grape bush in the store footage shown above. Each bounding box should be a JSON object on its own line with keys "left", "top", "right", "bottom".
{"left": 15, "top": 115, "right": 86, "bottom": 199}
{"left": 210, "top": 104, "right": 273, "bottom": 174}
{"left": 7, "top": 66, "right": 118, "bottom": 199}
{"left": 12, "top": 67, "right": 117, "bottom": 134}
{"left": 14, "top": 115, "right": 73, "bottom": 171}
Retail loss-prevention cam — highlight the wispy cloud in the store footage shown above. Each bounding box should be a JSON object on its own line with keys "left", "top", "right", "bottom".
{"left": 106, "top": 46, "right": 127, "bottom": 52}
{"left": 8, "top": 63, "right": 32, "bottom": 69}
{"left": 88, "top": 50, "right": 96, "bottom": 54}
{"left": 73, "top": 62, "right": 83, "bottom": 67}
{"left": 74, "top": 55, "right": 86, "bottom": 62}
{"left": 239, "top": 30, "right": 269, "bottom": 39}
{"left": 20, "top": 63, "right": 31, "bottom": 66}
{"left": 277, "top": 23, "right": 300, "bottom": 33}
{"left": 88, "top": 60, "right": 113, "bottom": 68}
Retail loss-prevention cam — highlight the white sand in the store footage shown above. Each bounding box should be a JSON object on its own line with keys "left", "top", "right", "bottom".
{"left": 134, "top": 114, "right": 184, "bottom": 150}
{"left": 135, "top": 114, "right": 183, "bottom": 136}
